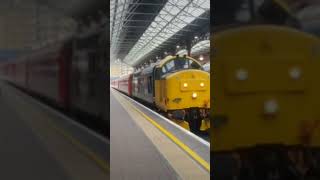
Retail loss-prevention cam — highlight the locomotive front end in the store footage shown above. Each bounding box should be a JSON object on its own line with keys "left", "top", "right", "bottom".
{"left": 212, "top": 25, "right": 320, "bottom": 179}
{"left": 154, "top": 55, "right": 210, "bottom": 132}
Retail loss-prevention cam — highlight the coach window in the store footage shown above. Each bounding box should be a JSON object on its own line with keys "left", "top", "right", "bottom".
{"left": 133, "top": 77, "right": 138, "bottom": 92}
{"left": 139, "top": 77, "right": 143, "bottom": 93}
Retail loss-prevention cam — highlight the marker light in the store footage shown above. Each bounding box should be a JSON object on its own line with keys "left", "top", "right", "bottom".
{"left": 183, "top": 83, "right": 188, "bottom": 87}
{"left": 289, "top": 67, "right": 301, "bottom": 80}
{"left": 192, "top": 92, "right": 198, "bottom": 98}
{"left": 236, "top": 69, "right": 248, "bottom": 81}
{"left": 200, "top": 82, "right": 204, "bottom": 87}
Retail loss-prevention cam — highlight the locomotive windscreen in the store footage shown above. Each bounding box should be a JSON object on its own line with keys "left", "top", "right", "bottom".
{"left": 161, "top": 58, "right": 202, "bottom": 74}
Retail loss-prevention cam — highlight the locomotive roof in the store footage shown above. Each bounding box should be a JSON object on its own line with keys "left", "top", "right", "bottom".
{"left": 157, "top": 55, "right": 200, "bottom": 67}
{"left": 133, "top": 55, "right": 201, "bottom": 76}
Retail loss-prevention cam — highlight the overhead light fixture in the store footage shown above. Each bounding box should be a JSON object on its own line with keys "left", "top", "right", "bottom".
{"left": 176, "top": 45, "right": 180, "bottom": 49}
{"left": 199, "top": 55, "right": 204, "bottom": 61}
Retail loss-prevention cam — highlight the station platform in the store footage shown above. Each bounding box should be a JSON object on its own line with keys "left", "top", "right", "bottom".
{"left": 110, "top": 88, "right": 210, "bottom": 180}
{"left": 0, "top": 81, "right": 109, "bottom": 180}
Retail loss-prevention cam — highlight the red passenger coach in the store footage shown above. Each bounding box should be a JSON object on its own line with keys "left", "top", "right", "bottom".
{"left": 27, "top": 44, "right": 71, "bottom": 107}
{"left": 111, "top": 79, "right": 118, "bottom": 88}
{"left": 115, "top": 74, "right": 133, "bottom": 96}
{"left": 0, "top": 28, "right": 109, "bottom": 136}
{"left": 0, "top": 43, "right": 71, "bottom": 108}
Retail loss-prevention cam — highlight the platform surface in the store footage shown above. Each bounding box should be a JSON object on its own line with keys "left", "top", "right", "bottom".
{"left": 0, "top": 82, "right": 108, "bottom": 180}
{"left": 110, "top": 89, "right": 209, "bottom": 180}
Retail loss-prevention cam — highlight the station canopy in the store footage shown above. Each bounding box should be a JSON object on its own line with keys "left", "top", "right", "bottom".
{"left": 176, "top": 39, "right": 209, "bottom": 56}
{"left": 110, "top": 0, "right": 210, "bottom": 66}
{"left": 177, "top": 49, "right": 188, "bottom": 55}
{"left": 191, "top": 39, "right": 209, "bottom": 56}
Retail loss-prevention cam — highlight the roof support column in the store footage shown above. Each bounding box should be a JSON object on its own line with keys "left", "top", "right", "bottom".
{"left": 186, "top": 37, "right": 192, "bottom": 56}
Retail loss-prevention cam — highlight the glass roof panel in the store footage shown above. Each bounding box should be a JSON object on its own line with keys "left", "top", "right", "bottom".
{"left": 123, "top": 0, "right": 209, "bottom": 65}
{"left": 110, "top": 0, "right": 135, "bottom": 61}
{"left": 191, "top": 39, "right": 210, "bottom": 56}
{"left": 177, "top": 49, "right": 188, "bottom": 55}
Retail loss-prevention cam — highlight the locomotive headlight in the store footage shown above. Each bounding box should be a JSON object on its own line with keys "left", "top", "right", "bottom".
{"left": 200, "top": 82, "right": 204, "bottom": 87}
{"left": 183, "top": 83, "right": 188, "bottom": 87}
{"left": 192, "top": 92, "right": 198, "bottom": 99}
{"left": 289, "top": 67, "right": 301, "bottom": 80}
{"left": 264, "top": 99, "right": 279, "bottom": 114}
{"left": 236, "top": 69, "right": 248, "bottom": 81}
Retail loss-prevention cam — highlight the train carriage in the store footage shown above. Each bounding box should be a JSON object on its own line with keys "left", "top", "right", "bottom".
{"left": 132, "top": 66, "right": 154, "bottom": 104}
{"left": 0, "top": 27, "right": 108, "bottom": 136}
{"left": 117, "top": 74, "right": 133, "bottom": 96}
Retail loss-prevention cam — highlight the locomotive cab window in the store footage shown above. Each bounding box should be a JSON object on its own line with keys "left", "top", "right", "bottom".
{"left": 161, "top": 58, "right": 201, "bottom": 76}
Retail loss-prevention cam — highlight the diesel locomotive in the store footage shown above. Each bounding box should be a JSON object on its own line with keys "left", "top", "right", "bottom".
{"left": 212, "top": 0, "right": 320, "bottom": 179}
{"left": 112, "top": 55, "right": 210, "bottom": 133}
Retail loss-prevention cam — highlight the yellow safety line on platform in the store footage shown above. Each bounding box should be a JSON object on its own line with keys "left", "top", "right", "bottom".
{"left": 115, "top": 91, "right": 210, "bottom": 172}
{"left": 47, "top": 120, "right": 110, "bottom": 173}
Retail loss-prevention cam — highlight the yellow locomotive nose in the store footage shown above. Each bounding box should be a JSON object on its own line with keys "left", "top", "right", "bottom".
{"left": 162, "top": 70, "right": 210, "bottom": 110}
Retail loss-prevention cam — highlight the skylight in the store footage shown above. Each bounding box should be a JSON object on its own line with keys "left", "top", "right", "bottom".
{"left": 191, "top": 39, "right": 209, "bottom": 56}
{"left": 123, "top": 0, "right": 210, "bottom": 65}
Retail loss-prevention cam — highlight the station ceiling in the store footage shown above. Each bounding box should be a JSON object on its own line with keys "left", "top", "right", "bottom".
{"left": 110, "top": 0, "right": 166, "bottom": 64}
{"left": 110, "top": 0, "right": 210, "bottom": 67}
